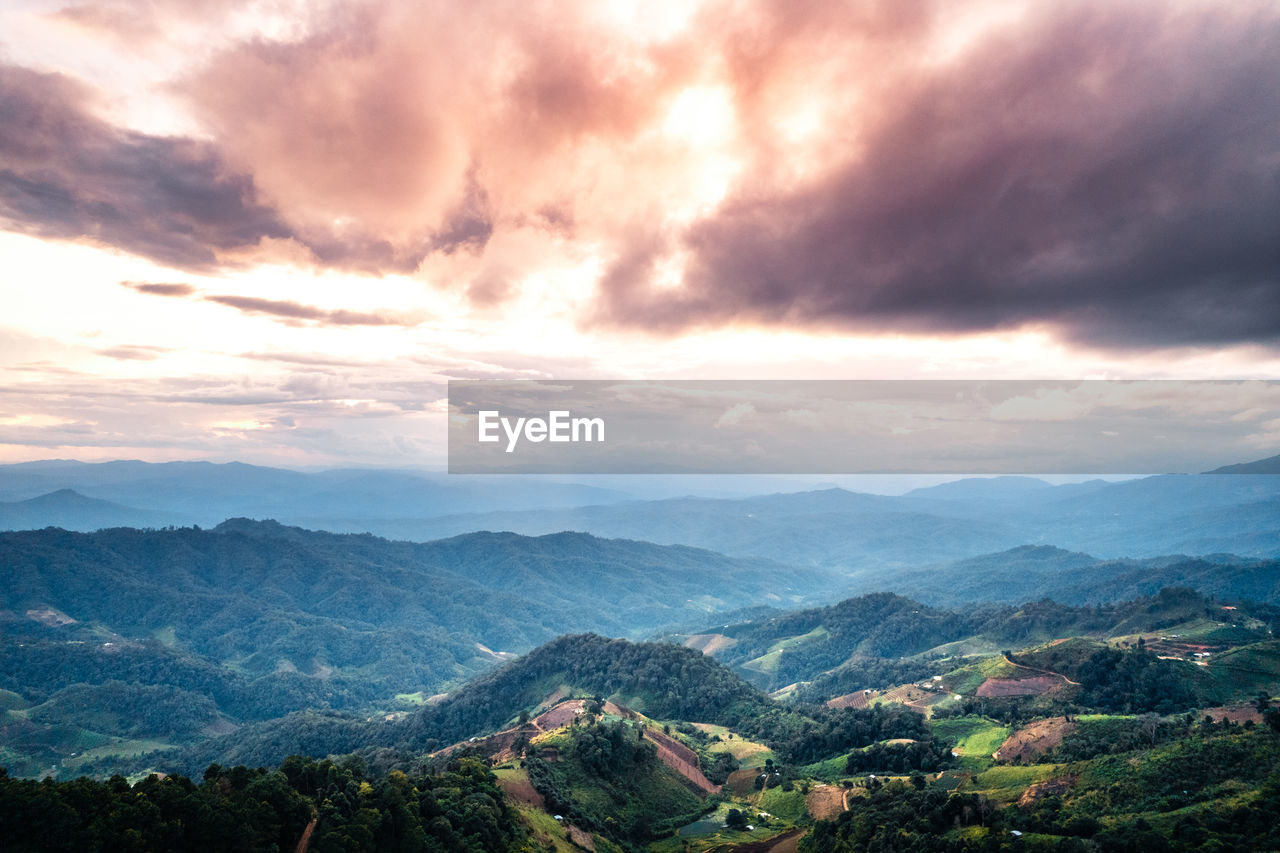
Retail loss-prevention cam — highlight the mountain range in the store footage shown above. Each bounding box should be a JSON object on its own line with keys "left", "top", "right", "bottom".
{"left": 5, "top": 463, "right": 1279, "bottom": 580}
{"left": 0, "top": 521, "right": 832, "bottom": 722}
{"left": 335, "top": 474, "right": 1280, "bottom": 571}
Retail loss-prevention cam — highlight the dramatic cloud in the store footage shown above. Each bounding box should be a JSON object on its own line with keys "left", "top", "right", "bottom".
{"left": 171, "top": 0, "right": 1280, "bottom": 348}
{"left": 0, "top": 65, "right": 293, "bottom": 269}
{"left": 3, "top": 0, "right": 1279, "bottom": 352}
{"left": 177, "top": 0, "right": 688, "bottom": 271}
{"left": 594, "top": 2, "right": 1280, "bottom": 348}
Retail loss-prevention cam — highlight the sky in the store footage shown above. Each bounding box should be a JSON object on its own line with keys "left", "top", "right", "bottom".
{"left": 2, "top": 0, "right": 1279, "bottom": 469}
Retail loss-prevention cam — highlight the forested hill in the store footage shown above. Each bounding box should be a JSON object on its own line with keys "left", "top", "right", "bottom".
{"left": 131, "top": 633, "right": 775, "bottom": 776}
{"left": 1, "top": 523, "right": 830, "bottom": 748}
{"left": 685, "top": 588, "right": 1280, "bottom": 691}
{"left": 3, "top": 520, "right": 826, "bottom": 658}
{"left": 890, "top": 545, "right": 1280, "bottom": 607}
{"left": 143, "top": 628, "right": 939, "bottom": 779}
{"left": 404, "top": 633, "right": 773, "bottom": 745}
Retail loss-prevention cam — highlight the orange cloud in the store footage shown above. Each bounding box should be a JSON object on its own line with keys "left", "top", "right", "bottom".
{"left": 6, "top": 0, "right": 1279, "bottom": 348}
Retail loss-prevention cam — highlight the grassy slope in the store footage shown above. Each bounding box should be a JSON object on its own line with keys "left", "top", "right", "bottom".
{"left": 932, "top": 717, "right": 1011, "bottom": 757}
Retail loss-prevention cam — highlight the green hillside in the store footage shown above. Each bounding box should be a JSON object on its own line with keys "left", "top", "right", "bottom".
{"left": 3, "top": 625, "right": 1280, "bottom": 851}
{"left": 0, "top": 523, "right": 834, "bottom": 776}
{"left": 687, "top": 587, "right": 1279, "bottom": 695}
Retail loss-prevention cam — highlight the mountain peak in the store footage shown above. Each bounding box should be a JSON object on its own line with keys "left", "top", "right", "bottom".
{"left": 37, "top": 488, "right": 87, "bottom": 501}
{"left": 1204, "top": 454, "right": 1280, "bottom": 474}
{"left": 20, "top": 488, "right": 119, "bottom": 508}
{"left": 904, "top": 476, "right": 1052, "bottom": 500}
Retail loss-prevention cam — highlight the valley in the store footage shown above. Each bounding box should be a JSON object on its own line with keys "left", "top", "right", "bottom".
{"left": 1, "top": 463, "right": 1278, "bottom": 850}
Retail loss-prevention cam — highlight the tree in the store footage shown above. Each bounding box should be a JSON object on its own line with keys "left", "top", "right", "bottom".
{"left": 1139, "top": 712, "right": 1161, "bottom": 746}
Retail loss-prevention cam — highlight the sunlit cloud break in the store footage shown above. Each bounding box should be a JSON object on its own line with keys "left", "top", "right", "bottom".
{"left": 2, "top": 0, "right": 1280, "bottom": 465}
{"left": 3, "top": 0, "right": 1278, "bottom": 345}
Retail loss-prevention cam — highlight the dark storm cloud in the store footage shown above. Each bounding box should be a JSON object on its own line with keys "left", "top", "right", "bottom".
{"left": 0, "top": 64, "right": 293, "bottom": 270}
{"left": 203, "top": 295, "right": 419, "bottom": 327}
{"left": 6, "top": 1, "right": 1279, "bottom": 351}
{"left": 595, "top": 3, "right": 1280, "bottom": 348}
{"left": 0, "top": 63, "right": 482, "bottom": 274}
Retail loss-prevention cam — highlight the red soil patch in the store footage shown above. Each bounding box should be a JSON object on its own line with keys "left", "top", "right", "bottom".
{"left": 293, "top": 817, "right": 317, "bottom": 853}
{"left": 567, "top": 825, "right": 595, "bottom": 850}
{"left": 1017, "top": 776, "right": 1075, "bottom": 807}
{"left": 432, "top": 697, "right": 643, "bottom": 763}
{"left": 1202, "top": 705, "right": 1263, "bottom": 724}
{"left": 827, "top": 691, "right": 870, "bottom": 710}
{"left": 497, "top": 773, "right": 544, "bottom": 808}
{"left": 765, "top": 829, "right": 804, "bottom": 853}
{"left": 603, "top": 700, "right": 638, "bottom": 719}
{"left": 726, "top": 768, "right": 760, "bottom": 797}
{"left": 1003, "top": 655, "right": 1080, "bottom": 685}
{"left": 880, "top": 684, "right": 942, "bottom": 711}
{"left": 976, "top": 675, "right": 1064, "bottom": 697}
{"left": 806, "top": 784, "right": 847, "bottom": 820}
{"left": 646, "top": 727, "right": 699, "bottom": 766}
{"left": 432, "top": 725, "right": 538, "bottom": 761}
{"left": 995, "top": 717, "right": 1076, "bottom": 763}
{"left": 644, "top": 728, "right": 719, "bottom": 795}
{"left": 535, "top": 700, "right": 586, "bottom": 730}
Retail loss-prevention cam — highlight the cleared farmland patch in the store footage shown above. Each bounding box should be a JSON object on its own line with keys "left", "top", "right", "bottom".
{"left": 976, "top": 675, "right": 1065, "bottom": 697}
{"left": 684, "top": 633, "right": 738, "bottom": 655}
{"left": 826, "top": 691, "right": 870, "bottom": 710}
{"left": 806, "top": 784, "right": 847, "bottom": 820}
{"left": 995, "top": 717, "right": 1076, "bottom": 763}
